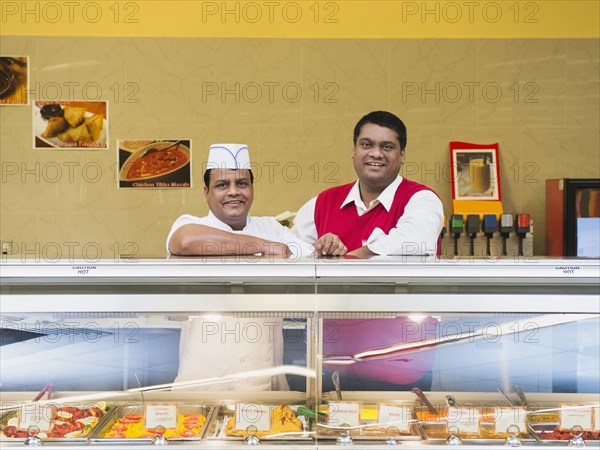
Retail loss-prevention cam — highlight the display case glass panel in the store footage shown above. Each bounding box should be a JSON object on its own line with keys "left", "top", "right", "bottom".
{"left": 1, "top": 257, "right": 599, "bottom": 447}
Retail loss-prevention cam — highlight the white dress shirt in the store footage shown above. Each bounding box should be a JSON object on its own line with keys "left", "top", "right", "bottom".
{"left": 293, "top": 176, "right": 443, "bottom": 255}
{"left": 166, "top": 212, "right": 314, "bottom": 258}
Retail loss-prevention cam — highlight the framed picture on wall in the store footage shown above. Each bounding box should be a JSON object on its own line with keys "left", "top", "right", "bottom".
{"left": 33, "top": 100, "right": 108, "bottom": 149}
{"left": 450, "top": 142, "right": 501, "bottom": 201}
{"left": 0, "top": 56, "right": 29, "bottom": 105}
{"left": 117, "top": 139, "right": 191, "bottom": 188}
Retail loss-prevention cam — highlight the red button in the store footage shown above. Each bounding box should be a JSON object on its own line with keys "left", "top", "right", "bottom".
{"left": 518, "top": 214, "right": 530, "bottom": 228}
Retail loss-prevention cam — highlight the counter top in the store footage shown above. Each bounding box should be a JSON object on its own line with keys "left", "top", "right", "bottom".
{"left": 1, "top": 257, "right": 598, "bottom": 280}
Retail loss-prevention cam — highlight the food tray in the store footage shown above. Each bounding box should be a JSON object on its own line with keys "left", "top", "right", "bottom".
{"left": 0, "top": 402, "right": 110, "bottom": 443}
{"left": 523, "top": 409, "right": 600, "bottom": 443}
{"left": 89, "top": 403, "right": 214, "bottom": 443}
{"left": 529, "top": 422, "right": 600, "bottom": 443}
{"left": 205, "top": 404, "right": 312, "bottom": 441}
{"left": 418, "top": 408, "right": 538, "bottom": 444}
{"left": 418, "top": 421, "right": 540, "bottom": 444}
{"left": 316, "top": 405, "right": 422, "bottom": 441}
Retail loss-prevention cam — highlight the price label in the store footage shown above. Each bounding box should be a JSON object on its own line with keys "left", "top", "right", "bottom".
{"left": 447, "top": 407, "right": 480, "bottom": 434}
{"left": 235, "top": 403, "right": 271, "bottom": 432}
{"left": 560, "top": 404, "right": 593, "bottom": 431}
{"left": 495, "top": 407, "right": 526, "bottom": 434}
{"left": 593, "top": 406, "right": 599, "bottom": 432}
{"left": 145, "top": 404, "right": 178, "bottom": 430}
{"left": 19, "top": 403, "right": 53, "bottom": 432}
{"left": 328, "top": 402, "right": 361, "bottom": 427}
{"left": 378, "top": 404, "right": 411, "bottom": 432}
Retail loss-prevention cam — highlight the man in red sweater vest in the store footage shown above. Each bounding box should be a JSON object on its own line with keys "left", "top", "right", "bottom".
{"left": 294, "top": 111, "right": 443, "bottom": 390}
{"left": 294, "top": 111, "right": 443, "bottom": 257}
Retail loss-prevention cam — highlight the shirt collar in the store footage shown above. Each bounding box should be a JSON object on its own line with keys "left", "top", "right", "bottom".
{"left": 207, "top": 211, "right": 251, "bottom": 231}
{"left": 341, "top": 176, "right": 403, "bottom": 212}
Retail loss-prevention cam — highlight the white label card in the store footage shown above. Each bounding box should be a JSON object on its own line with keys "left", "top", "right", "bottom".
{"left": 19, "top": 403, "right": 53, "bottom": 432}
{"left": 560, "top": 404, "right": 593, "bottom": 431}
{"left": 495, "top": 407, "right": 526, "bottom": 434}
{"left": 235, "top": 403, "right": 271, "bottom": 432}
{"left": 328, "top": 402, "right": 361, "bottom": 427}
{"left": 378, "top": 404, "right": 411, "bottom": 432}
{"left": 145, "top": 404, "right": 178, "bottom": 430}
{"left": 593, "top": 406, "right": 599, "bottom": 431}
{"left": 447, "top": 407, "right": 480, "bottom": 434}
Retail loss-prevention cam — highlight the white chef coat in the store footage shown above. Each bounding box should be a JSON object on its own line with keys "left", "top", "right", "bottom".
{"left": 175, "top": 316, "right": 289, "bottom": 391}
{"left": 293, "top": 176, "right": 443, "bottom": 255}
{"left": 167, "top": 212, "right": 313, "bottom": 391}
{"left": 166, "top": 212, "right": 314, "bottom": 258}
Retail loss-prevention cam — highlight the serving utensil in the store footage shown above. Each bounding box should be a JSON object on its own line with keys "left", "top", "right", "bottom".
{"left": 497, "top": 386, "right": 540, "bottom": 442}
{"left": 32, "top": 383, "right": 53, "bottom": 401}
{"left": 513, "top": 385, "right": 529, "bottom": 409}
{"left": 412, "top": 387, "right": 437, "bottom": 415}
{"left": 496, "top": 387, "right": 515, "bottom": 407}
{"left": 332, "top": 371, "right": 342, "bottom": 401}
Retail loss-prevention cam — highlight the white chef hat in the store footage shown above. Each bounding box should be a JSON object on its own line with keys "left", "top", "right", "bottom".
{"left": 207, "top": 144, "right": 251, "bottom": 170}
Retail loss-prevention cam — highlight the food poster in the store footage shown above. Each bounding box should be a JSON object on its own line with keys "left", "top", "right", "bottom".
{"left": 33, "top": 100, "right": 108, "bottom": 149}
{"left": 118, "top": 139, "right": 191, "bottom": 188}
{"left": 452, "top": 149, "right": 500, "bottom": 200}
{"left": 0, "top": 56, "right": 29, "bottom": 105}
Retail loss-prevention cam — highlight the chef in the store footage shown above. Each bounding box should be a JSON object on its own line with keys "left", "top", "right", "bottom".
{"left": 168, "top": 143, "right": 312, "bottom": 258}
{"left": 166, "top": 143, "right": 312, "bottom": 391}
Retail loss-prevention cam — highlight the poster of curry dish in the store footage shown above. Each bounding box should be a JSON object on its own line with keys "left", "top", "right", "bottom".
{"left": 0, "top": 56, "right": 29, "bottom": 105}
{"left": 33, "top": 100, "right": 108, "bottom": 149}
{"left": 118, "top": 139, "right": 192, "bottom": 189}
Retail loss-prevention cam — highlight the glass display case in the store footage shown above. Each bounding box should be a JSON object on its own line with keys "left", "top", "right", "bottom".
{"left": 1, "top": 257, "right": 599, "bottom": 448}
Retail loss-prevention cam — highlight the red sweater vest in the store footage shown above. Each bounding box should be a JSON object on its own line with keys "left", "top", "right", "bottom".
{"left": 314, "top": 179, "right": 437, "bottom": 252}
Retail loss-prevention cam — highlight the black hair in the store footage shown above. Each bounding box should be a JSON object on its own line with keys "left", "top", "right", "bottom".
{"left": 203, "top": 169, "right": 254, "bottom": 190}
{"left": 353, "top": 111, "right": 407, "bottom": 150}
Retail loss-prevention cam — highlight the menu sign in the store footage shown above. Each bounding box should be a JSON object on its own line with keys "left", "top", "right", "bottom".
{"left": 378, "top": 404, "right": 411, "bottom": 432}
{"left": 447, "top": 407, "right": 480, "bottom": 434}
{"left": 328, "top": 402, "right": 360, "bottom": 427}
{"left": 19, "top": 403, "right": 53, "bottom": 432}
{"left": 495, "top": 407, "right": 526, "bottom": 434}
{"left": 235, "top": 403, "right": 271, "bottom": 432}
{"left": 560, "top": 404, "right": 593, "bottom": 431}
{"left": 145, "top": 404, "right": 178, "bottom": 429}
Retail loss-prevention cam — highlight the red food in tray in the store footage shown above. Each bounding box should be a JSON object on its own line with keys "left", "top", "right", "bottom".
{"left": 0, "top": 402, "right": 107, "bottom": 439}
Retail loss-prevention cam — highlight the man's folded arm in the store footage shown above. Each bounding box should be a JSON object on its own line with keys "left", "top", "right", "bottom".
{"left": 366, "top": 191, "right": 444, "bottom": 256}
{"left": 169, "top": 224, "right": 290, "bottom": 256}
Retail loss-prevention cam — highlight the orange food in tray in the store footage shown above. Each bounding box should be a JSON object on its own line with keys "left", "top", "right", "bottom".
{"left": 415, "top": 410, "right": 448, "bottom": 422}
{"left": 104, "top": 413, "right": 206, "bottom": 439}
{"left": 225, "top": 405, "right": 302, "bottom": 438}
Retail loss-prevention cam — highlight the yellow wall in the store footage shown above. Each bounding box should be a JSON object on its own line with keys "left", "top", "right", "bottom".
{"left": 1, "top": 36, "right": 599, "bottom": 258}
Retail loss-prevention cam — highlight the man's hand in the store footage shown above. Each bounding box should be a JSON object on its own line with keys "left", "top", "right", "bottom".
{"left": 315, "top": 233, "right": 347, "bottom": 256}
{"left": 346, "top": 245, "right": 376, "bottom": 259}
{"left": 261, "top": 241, "right": 292, "bottom": 258}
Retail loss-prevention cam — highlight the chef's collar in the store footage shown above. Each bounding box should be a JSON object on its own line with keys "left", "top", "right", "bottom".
{"left": 206, "top": 211, "right": 252, "bottom": 231}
